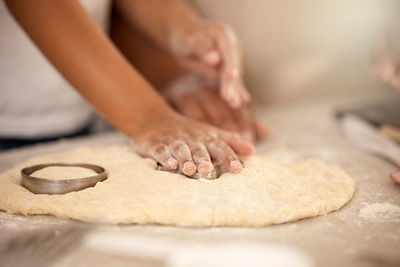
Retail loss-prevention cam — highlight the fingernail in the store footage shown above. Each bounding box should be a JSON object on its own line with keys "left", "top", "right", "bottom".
{"left": 183, "top": 161, "right": 197, "bottom": 176}
{"left": 198, "top": 160, "right": 213, "bottom": 174}
{"left": 167, "top": 158, "right": 178, "bottom": 169}
{"left": 230, "top": 160, "right": 242, "bottom": 174}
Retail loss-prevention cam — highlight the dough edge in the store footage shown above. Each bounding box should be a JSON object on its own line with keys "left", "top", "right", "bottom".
{"left": 0, "top": 145, "right": 356, "bottom": 227}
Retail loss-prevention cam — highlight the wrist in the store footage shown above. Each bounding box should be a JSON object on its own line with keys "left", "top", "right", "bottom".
{"left": 126, "top": 102, "right": 178, "bottom": 139}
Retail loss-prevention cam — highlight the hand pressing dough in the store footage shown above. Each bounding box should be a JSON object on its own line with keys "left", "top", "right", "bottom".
{"left": 0, "top": 146, "right": 355, "bottom": 226}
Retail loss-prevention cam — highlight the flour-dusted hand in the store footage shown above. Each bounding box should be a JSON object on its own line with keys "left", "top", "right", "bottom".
{"left": 131, "top": 113, "right": 254, "bottom": 176}
{"left": 169, "top": 21, "right": 250, "bottom": 108}
{"left": 163, "top": 74, "right": 269, "bottom": 143}
{"left": 114, "top": 1, "right": 250, "bottom": 107}
{"left": 371, "top": 20, "right": 400, "bottom": 89}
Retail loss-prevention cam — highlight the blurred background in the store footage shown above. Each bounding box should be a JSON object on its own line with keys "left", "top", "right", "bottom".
{"left": 189, "top": 0, "right": 400, "bottom": 105}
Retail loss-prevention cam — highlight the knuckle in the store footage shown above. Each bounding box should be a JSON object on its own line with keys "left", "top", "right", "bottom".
{"left": 226, "top": 151, "right": 237, "bottom": 160}
{"left": 192, "top": 143, "right": 207, "bottom": 155}
{"left": 134, "top": 140, "right": 152, "bottom": 153}
{"left": 170, "top": 141, "right": 191, "bottom": 158}
{"left": 149, "top": 146, "right": 170, "bottom": 160}
{"left": 151, "top": 144, "right": 166, "bottom": 154}
{"left": 170, "top": 140, "right": 186, "bottom": 150}
{"left": 211, "top": 140, "right": 226, "bottom": 149}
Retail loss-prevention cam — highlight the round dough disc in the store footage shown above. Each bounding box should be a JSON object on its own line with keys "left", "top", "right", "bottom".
{"left": 0, "top": 146, "right": 355, "bottom": 226}
{"left": 33, "top": 166, "right": 97, "bottom": 180}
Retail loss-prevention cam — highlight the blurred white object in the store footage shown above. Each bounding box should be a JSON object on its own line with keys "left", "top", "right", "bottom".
{"left": 0, "top": 0, "right": 110, "bottom": 138}
{"left": 169, "top": 244, "right": 313, "bottom": 267}
{"left": 341, "top": 114, "right": 400, "bottom": 168}
{"left": 85, "top": 230, "right": 314, "bottom": 267}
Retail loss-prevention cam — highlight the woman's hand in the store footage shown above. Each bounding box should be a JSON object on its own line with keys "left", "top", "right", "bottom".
{"left": 372, "top": 21, "right": 400, "bottom": 89}
{"left": 131, "top": 112, "right": 254, "bottom": 176}
{"left": 168, "top": 21, "right": 250, "bottom": 108}
{"left": 162, "top": 74, "right": 269, "bottom": 143}
{"left": 114, "top": 1, "right": 249, "bottom": 106}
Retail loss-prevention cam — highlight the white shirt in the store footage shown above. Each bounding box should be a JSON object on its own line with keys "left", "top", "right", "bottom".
{"left": 0, "top": 0, "right": 111, "bottom": 138}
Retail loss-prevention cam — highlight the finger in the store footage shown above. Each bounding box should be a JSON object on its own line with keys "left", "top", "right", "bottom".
{"left": 149, "top": 144, "right": 178, "bottom": 170}
{"left": 232, "top": 105, "right": 256, "bottom": 143}
{"left": 254, "top": 119, "right": 270, "bottom": 139}
{"left": 220, "top": 132, "right": 255, "bottom": 156}
{"left": 240, "top": 84, "right": 251, "bottom": 103}
{"left": 185, "top": 31, "right": 214, "bottom": 57}
{"left": 231, "top": 77, "right": 251, "bottom": 107}
{"left": 373, "top": 61, "right": 394, "bottom": 82}
{"left": 206, "top": 140, "right": 242, "bottom": 173}
{"left": 178, "top": 58, "right": 219, "bottom": 81}
{"left": 202, "top": 49, "right": 221, "bottom": 66}
{"left": 201, "top": 89, "right": 239, "bottom": 132}
{"left": 381, "top": 60, "right": 396, "bottom": 82}
{"left": 237, "top": 50, "right": 251, "bottom": 104}
{"left": 174, "top": 30, "right": 221, "bottom": 68}
{"left": 189, "top": 142, "right": 213, "bottom": 174}
{"left": 183, "top": 32, "right": 221, "bottom": 66}
{"left": 219, "top": 61, "right": 241, "bottom": 109}
{"left": 171, "top": 29, "right": 214, "bottom": 58}
{"left": 169, "top": 140, "right": 197, "bottom": 176}
{"left": 237, "top": 104, "right": 270, "bottom": 141}
{"left": 390, "top": 170, "right": 400, "bottom": 184}
{"left": 212, "top": 27, "right": 242, "bottom": 107}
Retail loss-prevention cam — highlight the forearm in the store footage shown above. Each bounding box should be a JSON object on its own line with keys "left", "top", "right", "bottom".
{"left": 114, "top": 0, "right": 201, "bottom": 48}
{"left": 6, "top": 0, "right": 173, "bottom": 137}
{"left": 110, "top": 12, "right": 187, "bottom": 90}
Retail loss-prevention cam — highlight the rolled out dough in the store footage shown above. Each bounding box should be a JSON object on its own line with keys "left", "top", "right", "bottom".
{"left": 0, "top": 146, "right": 355, "bottom": 226}
{"left": 33, "top": 166, "right": 97, "bottom": 180}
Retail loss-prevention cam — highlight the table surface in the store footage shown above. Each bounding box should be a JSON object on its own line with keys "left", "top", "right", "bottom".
{"left": 1, "top": 91, "right": 399, "bottom": 267}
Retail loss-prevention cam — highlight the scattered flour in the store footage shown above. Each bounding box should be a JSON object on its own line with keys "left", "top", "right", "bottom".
{"left": 358, "top": 203, "right": 400, "bottom": 223}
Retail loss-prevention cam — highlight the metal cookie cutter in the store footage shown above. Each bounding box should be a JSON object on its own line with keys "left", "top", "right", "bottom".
{"left": 157, "top": 162, "right": 228, "bottom": 180}
{"left": 21, "top": 163, "right": 107, "bottom": 195}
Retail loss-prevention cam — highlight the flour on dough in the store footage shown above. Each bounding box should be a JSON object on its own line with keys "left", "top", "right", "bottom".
{"left": 33, "top": 166, "right": 96, "bottom": 180}
{"left": 0, "top": 146, "right": 355, "bottom": 226}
